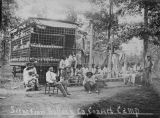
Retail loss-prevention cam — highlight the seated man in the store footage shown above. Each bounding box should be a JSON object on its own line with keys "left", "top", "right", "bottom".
{"left": 46, "top": 67, "right": 69, "bottom": 97}
{"left": 83, "top": 72, "right": 99, "bottom": 94}
{"left": 91, "top": 64, "right": 96, "bottom": 75}
{"left": 82, "top": 65, "right": 89, "bottom": 78}
{"left": 102, "top": 65, "right": 109, "bottom": 79}
{"left": 130, "top": 70, "right": 143, "bottom": 85}
{"left": 94, "top": 66, "right": 103, "bottom": 80}
{"left": 75, "top": 65, "right": 83, "bottom": 85}
{"left": 121, "top": 67, "right": 131, "bottom": 85}
{"left": 23, "top": 63, "right": 39, "bottom": 91}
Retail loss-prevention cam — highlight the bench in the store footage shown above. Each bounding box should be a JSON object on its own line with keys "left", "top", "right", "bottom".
{"left": 96, "top": 77, "right": 126, "bottom": 88}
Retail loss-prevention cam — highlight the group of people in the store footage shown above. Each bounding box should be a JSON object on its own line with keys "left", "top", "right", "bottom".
{"left": 58, "top": 54, "right": 77, "bottom": 77}
{"left": 120, "top": 63, "right": 143, "bottom": 86}
{"left": 120, "top": 56, "right": 153, "bottom": 86}
{"left": 22, "top": 54, "right": 101, "bottom": 96}
{"left": 22, "top": 54, "right": 153, "bottom": 97}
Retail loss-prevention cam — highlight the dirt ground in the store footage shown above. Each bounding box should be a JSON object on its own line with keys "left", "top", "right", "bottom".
{"left": 82, "top": 85, "right": 160, "bottom": 118}
{"left": 0, "top": 81, "right": 136, "bottom": 118}
{"left": 0, "top": 66, "right": 160, "bottom": 118}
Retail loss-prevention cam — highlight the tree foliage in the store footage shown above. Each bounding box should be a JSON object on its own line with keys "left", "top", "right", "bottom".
{"left": 1, "top": 0, "right": 20, "bottom": 32}
{"left": 116, "top": 0, "right": 160, "bottom": 45}
{"left": 65, "top": 7, "right": 78, "bottom": 23}
{"left": 1, "top": 0, "right": 21, "bottom": 64}
{"left": 84, "top": 6, "right": 119, "bottom": 52}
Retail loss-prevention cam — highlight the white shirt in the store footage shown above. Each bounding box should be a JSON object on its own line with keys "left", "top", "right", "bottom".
{"left": 59, "top": 59, "right": 65, "bottom": 69}
{"left": 103, "top": 67, "right": 108, "bottom": 73}
{"left": 82, "top": 67, "right": 89, "bottom": 76}
{"left": 65, "top": 58, "right": 70, "bottom": 67}
{"left": 136, "top": 65, "right": 141, "bottom": 71}
{"left": 133, "top": 65, "right": 137, "bottom": 71}
{"left": 46, "top": 71, "right": 57, "bottom": 83}
{"left": 23, "top": 67, "right": 37, "bottom": 84}
{"left": 68, "top": 55, "right": 73, "bottom": 64}
{"left": 73, "top": 56, "right": 77, "bottom": 62}
{"left": 122, "top": 66, "right": 126, "bottom": 74}
{"left": 84, "top": 68, "right": 89, "bottom": 76}
{"left": 92, "top": 68, "right": 96, "bottom": 74}
{"left": 83, "top": 76, "right": 95, "bottom": 85}
{"left": 98, "top": 68, "right": 103, "bottom": 75}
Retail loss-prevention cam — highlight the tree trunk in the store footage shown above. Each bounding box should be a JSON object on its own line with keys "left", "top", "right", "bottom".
{"left": 143, "top": 3, "right": 149, "bottom": 85}
{"left": 107, "top": 0, "right": 113, "bottom": 78}
{"left": 89, "top": 22, "right": 93, "bottom": 71}
{"left": 153, "top": 47, "right": 160, "bottom": 77}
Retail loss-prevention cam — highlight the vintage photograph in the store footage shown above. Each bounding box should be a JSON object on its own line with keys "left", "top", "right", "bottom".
{"left": 0, "top": 0, "right": 160, "bottom": 118}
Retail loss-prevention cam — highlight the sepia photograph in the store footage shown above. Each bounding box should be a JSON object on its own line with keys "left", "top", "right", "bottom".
{"left": 0, "top": 0, "right": 160, "bottom": 118}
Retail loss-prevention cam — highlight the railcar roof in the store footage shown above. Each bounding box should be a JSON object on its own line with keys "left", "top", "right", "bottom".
{"left": 10, "top": 17, "right": 79, "bottom": 33}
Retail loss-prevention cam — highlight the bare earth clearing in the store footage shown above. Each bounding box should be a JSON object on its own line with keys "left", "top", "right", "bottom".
{"left": 0, "top": 81, "right": 135, "bottom": 118}
{"left": 0, "top": 66, "right": 160, "bottom": 118}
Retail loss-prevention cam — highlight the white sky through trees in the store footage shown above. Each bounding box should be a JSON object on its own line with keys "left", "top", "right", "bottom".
{"left": 14, "top": 0, "right": 144, "bottom": 56}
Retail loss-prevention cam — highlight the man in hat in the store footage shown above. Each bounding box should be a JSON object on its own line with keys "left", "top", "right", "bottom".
{"left": 145, "top": 55, "right": 153, "bottom": 85}
{"left": 23, "top": 62, "right": 39, "bottom": 91}
{"left": 46, "top": 67, "right": 69, "bottom": 97}
{"left": 83, "top": 72, "right": 99, "bottom": 94}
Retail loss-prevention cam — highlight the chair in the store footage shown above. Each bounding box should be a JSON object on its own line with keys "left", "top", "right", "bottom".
{"left": 45, "top": 83, "right": 59, "bottom": 95}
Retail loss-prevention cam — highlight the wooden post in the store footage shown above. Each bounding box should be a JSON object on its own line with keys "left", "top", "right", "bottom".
{"left": 107, "top": 0, "right": 113, "bottom": 78}
{"left": 143, "top": 2, "right": 149, "bottom": 85}
{"left": 89, "top": 21, "right": 93, "bottom": 71}
{"left": 143, "top": 3, "right": 148, "bottom": 68}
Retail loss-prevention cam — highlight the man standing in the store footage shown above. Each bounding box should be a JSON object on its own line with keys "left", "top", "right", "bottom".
{"left": 65, "top": 56, "right": 70, "bottom": 68}
{"left": 59, "top": 57, "right": 65, "bottom": 76}
{"left": 72, "top": 55, "right": 77, "bottom": 76}
{"left": 145, "top": 56, "right": 153, "bottom": 86}
{"left": 46, "top": 67, "right": 69, "bottom": 97}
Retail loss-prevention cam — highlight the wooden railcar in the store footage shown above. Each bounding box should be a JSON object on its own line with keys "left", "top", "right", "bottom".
{"left": 10, "top": 18, "right": 78, "bottom": 83}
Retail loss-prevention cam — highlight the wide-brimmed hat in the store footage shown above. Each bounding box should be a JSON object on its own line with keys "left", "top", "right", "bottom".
{"left": 147, "top": 55, "right": 151, "bottom": 58}
{"left": 96, "top": 66, "right": 100, "bottom": 69}
{"left": 26, "top": 62, "right": 34, "bottom": 67}
{"left": 30, "top": 58, "right": 37, "bottom": 63}
{"left": 86, "top": 72, "right": 93, "bottom": 77}
{"left": 49, "top": 67, "right": 53, "bottom": 71}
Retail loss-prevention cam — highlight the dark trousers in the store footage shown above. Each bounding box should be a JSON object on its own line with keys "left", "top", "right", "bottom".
{"left": 84, "top": 82, "right": 98, "bottom": 92}
{"left": 144, "top": 69, "right": 152, "bottom": 86}
{"left": 25, "top": 79, "right": 39, "bottom": 91}
{"left": 59, "top": 69, "right": 63, "bottom": 77}
{"left": 12, "top": 71, "right": 16, "bottom": 77}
